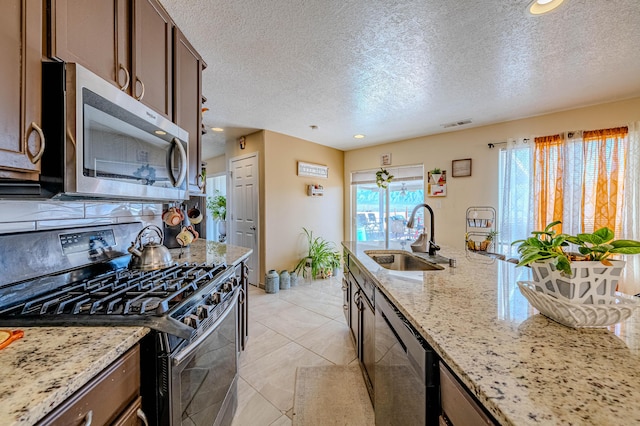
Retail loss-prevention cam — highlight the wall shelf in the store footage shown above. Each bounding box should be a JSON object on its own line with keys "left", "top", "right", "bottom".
{"left": 465, "top": 206, "right": 496, "bottom": 252}
{"left": 307, "top": 184, "right": 324, "bottom": 197}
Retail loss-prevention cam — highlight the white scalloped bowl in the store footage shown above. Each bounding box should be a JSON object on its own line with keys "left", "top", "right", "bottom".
{"left": 517, "top": 281, "right": 640, "bottom": 328}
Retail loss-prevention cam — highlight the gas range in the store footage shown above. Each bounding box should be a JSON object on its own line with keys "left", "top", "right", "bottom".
{"left": 0, "top": 222, "right": 237, "bottom": 342}
{"left": 0, "top": 222, "right": 245, "bottom": 425}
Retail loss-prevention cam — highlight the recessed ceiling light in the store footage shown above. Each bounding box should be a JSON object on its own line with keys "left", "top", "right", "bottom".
{"left": 154, "top": 130, "right": 167, "bottom": 135}
{"left": 528, "top": 0, "right": 564, "bottom": 15}
{"left": 211, "top": 127, "right": 224, "bottom": 132}
{"left": 354, "top": 134, "right": 365, "bottom": 139}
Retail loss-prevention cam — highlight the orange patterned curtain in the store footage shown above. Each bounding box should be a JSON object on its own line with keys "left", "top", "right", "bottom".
{"left": 581, "top": 127, "right": 628, "bottom": 233}
{"left": 533, "top": 134, "right": 564, "bottom": 232}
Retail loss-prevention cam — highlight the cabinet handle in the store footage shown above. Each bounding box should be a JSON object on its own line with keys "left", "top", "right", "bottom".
{"left": 137, "top": 408, "right": 149, "bottom": 426}
{"left": 118, "top": 64, "right": 130, "bottom": 91}
{"left": 135, "top": 77, "right": 145, "bottom": 100}
{"left": 196, "top": 172, "right": 204, "bottom": 189}
{"left": 28, "top": 122, "right": 45, "bottom": 164}
{"left": 82, "top": 410, "right": 93, "bottom": 426}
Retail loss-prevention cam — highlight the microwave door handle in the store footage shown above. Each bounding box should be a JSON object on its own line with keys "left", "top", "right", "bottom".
{"left": 167, "top": 137, "right": 187, "bottom": 187}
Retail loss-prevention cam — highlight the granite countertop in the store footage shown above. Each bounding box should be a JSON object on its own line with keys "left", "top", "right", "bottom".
{"left": 0, "top": 326, "right": 149, "bottom": 426}
{"left": 342, "top": 240, "right": 640, "bottom": 426}
{"left": 0, "top": 240, "right": 252, "bottom": 426}
{"left": 168, "top": 239, "right": 253, "bottom": 267}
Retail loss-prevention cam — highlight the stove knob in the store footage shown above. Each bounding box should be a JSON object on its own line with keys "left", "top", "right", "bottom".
{"left": 183, "top": 314, "right": 199, "bottom": 329}
{"left": 197, "top": 304, "right": 212, "bottom": 320}
{"left": 209, "top": 292, "right": 221, "bottom": 305}
{"left": 223, "top": 281, "right": 234, "bottom": 293}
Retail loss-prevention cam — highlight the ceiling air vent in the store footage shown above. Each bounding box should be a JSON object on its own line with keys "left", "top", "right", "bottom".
{"left": 442, "top": 119, "right": 472, "bottom": 129}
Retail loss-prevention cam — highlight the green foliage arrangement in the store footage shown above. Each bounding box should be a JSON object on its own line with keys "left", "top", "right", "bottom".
{"left": 511, "top": 220, "right": 640, "bottom": 275}
{"left": 294, "top": 228, "right": 341, "bottom": 279}
{"left": 207, "top": 191, "right": 226, "bottom": 221}
{"left": 376, "top": 168, "right": 394, "bottom": 189}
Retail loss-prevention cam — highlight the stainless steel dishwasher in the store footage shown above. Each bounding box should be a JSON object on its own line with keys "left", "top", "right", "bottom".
{"left": 374, "top": 288, "right": 439, "bottom": 425}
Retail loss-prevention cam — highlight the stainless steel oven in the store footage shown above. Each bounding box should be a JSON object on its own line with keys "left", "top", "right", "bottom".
{"left": 169, "top": 288, "right": 238, "bottom": 425}
{"left": 41, "top": 62, "right": 189, "bottom": 201}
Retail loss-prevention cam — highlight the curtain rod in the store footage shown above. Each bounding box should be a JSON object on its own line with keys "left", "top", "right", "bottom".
{"left": 488, "top": 138, "right": 530, "bottom": 149}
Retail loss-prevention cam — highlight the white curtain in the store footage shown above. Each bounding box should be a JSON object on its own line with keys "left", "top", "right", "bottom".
{"left": 622, "top": 121, "right": 640, "bottom": 295}
{"left": 561, "top": 131, "right": 585, "bottom": 236}
{"left": 498, "top": 138, "right": 534, "bottom": 259}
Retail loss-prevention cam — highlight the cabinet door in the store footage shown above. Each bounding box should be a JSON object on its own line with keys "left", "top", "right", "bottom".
{"left": 361, "top": 295, "right": 375, "bottom": 393}
{"left": 49, "top": 0, "right": 130, "bottom": 91}
{"left": 174, "top": 28, "right": 205, "bottom": 193}
{"left": 132, "top": 0, "right": 173, "bottom": 118}
{"left": 349, "top": 276, "right": 358, "bottom": 342}
{"left": 0, "top": 0, "right": 44, "bottom": 179}
{"left": 342, "top": 277, "right": 350, "bottom": 325}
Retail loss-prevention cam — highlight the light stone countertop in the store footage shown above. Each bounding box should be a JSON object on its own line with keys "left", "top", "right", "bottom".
{"left": 0, "top": 240, "right": 252, "bottom": 426}
{"left": 0, "top": 326, "right": 149, "bottom": 426}
{"left": 342, "top": 240, "right": 640, "bottom": 426}
{"left": 168, "top": 239, "right": 253, "bottom": 267}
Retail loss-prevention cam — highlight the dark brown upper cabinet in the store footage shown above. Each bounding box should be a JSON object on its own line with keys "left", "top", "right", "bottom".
{"left": 132, "top": 0, "right": 173, "bottom": 119}
{"left": 50, "top": 0, "right": 173, "bottom": 119}
{"left": 174, "top": 28, "right": 207, "bottom": 194}
{"left": 0, "top": 0, "right": 45, "bottom": 180}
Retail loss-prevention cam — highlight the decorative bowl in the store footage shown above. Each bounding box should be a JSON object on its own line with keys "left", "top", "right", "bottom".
{"left": 517, "top": 281, "right": 640, "bottom": 328}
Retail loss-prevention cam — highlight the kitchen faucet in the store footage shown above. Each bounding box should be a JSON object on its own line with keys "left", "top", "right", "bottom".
{"left": 406, "top": 203, "right": 440, "bottom": 256}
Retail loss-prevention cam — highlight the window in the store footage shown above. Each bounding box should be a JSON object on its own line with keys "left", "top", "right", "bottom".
{"left": 352, "top": 165, "right": 424, "bottom": 243}
{"left": 498, "top": 127, "right": 632, "bottom": 256}
{"left": 205, "top": 173, "right": 226, "bottom": 241}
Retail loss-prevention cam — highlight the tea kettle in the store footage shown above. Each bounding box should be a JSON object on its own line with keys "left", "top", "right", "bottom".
{"left": 128, "top": 225, "right": 174, "bottom": 271}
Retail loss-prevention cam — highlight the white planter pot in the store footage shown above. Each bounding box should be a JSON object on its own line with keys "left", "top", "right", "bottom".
{"left": 530, "top": 259, "right": 626, "bottom": 304}
{"left": 218, "top": 220, "right": 227, "bottom": 236}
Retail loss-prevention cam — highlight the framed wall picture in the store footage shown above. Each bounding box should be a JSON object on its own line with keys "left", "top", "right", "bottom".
{"left": 452, "top": 158, "right": 472, "bottom": 177}
{"left": 380, "top": 153, "right": 392, "bottom": 166}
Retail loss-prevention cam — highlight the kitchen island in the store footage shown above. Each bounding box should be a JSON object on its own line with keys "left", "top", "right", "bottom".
{"left": 343, "top": 240, "right": 640, "bottom": 425}
{"left": 0, "top": 239, "right": 252, "bottom": 426}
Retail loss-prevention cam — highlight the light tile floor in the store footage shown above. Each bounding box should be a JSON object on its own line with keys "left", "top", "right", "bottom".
{"left": 231, "top": 273, "right": 362, "bottom": 425}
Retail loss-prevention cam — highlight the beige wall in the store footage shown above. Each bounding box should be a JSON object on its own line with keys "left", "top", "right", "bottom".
{"left": 344, "top": 96, "right": 640, "bottom": 250}
{"left": 263, "top": 130, "right": 344, "bottom": 276}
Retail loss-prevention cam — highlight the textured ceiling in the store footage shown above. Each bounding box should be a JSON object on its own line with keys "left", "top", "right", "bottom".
{"left": 158, "top": 0, "right": 640, "bottom": 160}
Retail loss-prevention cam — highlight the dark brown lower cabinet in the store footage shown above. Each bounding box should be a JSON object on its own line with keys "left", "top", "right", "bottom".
{"left": 39, "top": 345, "right": 144, "bottom": 426}
{"left": 439, "top": 362, "right": 496, "bottom": 426}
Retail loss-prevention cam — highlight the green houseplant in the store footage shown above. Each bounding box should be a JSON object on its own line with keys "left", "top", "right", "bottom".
{"left": 207, "top": 191, "right": 226, "bottom": 221}
{"left": 512, "top": 220, "right": 640, "bottom": 302}
{"left": 293, "top": 228, "right": 341, "bottom": 279}
{"left": 207, "top": 191, "right": 227, "bottom": 240}
{"left": 512, "top": 221, "right": 640, "bottom": 275}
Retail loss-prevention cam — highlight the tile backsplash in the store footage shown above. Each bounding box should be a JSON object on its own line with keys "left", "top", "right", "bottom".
{"left": 0, "top": 200, "right": 162, "bottom": 234}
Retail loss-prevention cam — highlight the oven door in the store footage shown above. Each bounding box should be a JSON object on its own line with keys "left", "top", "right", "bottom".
{"left": 170, "top": 289, "right": 239, "bottom": 426}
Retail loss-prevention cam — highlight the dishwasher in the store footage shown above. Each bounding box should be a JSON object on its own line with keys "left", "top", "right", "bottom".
{"left": 374, "top": 288, "right": 439, "bottom": 425}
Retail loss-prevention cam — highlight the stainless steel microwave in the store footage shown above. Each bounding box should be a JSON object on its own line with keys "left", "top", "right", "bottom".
{"left": 41, "top": 62, "right": 189, "bottom": 201}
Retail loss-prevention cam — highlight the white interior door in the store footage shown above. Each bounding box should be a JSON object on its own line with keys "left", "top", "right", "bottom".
{"left": 229, "top": 153, "right": 259, "bottom": 285}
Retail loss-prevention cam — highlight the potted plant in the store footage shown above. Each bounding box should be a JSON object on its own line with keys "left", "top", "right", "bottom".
{"left": 429, "top": 168, "right": 442, "bottom": 185}
{"left": 293, "top": 228, "right": 340, "bottom": 279}
{"left": 512, "top": 220, "right": 640, "bottom": 302}
{"left": 480, "top": 230, "right": 499, "bottom": 252}
{"left": 207, "top": 191, "right": 227, "bottom": 238}
{"left": 329, "top": 251, "right": 342, "bottom": 277}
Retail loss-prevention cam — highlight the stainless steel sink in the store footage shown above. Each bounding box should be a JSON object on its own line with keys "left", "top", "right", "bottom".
{"left": 365, "top": 250, "right": 444, "bottom": 271}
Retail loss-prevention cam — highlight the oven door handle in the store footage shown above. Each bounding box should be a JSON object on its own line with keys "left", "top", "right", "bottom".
{"left": 172, "top": 287, "right": 239, "bottom": 367}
